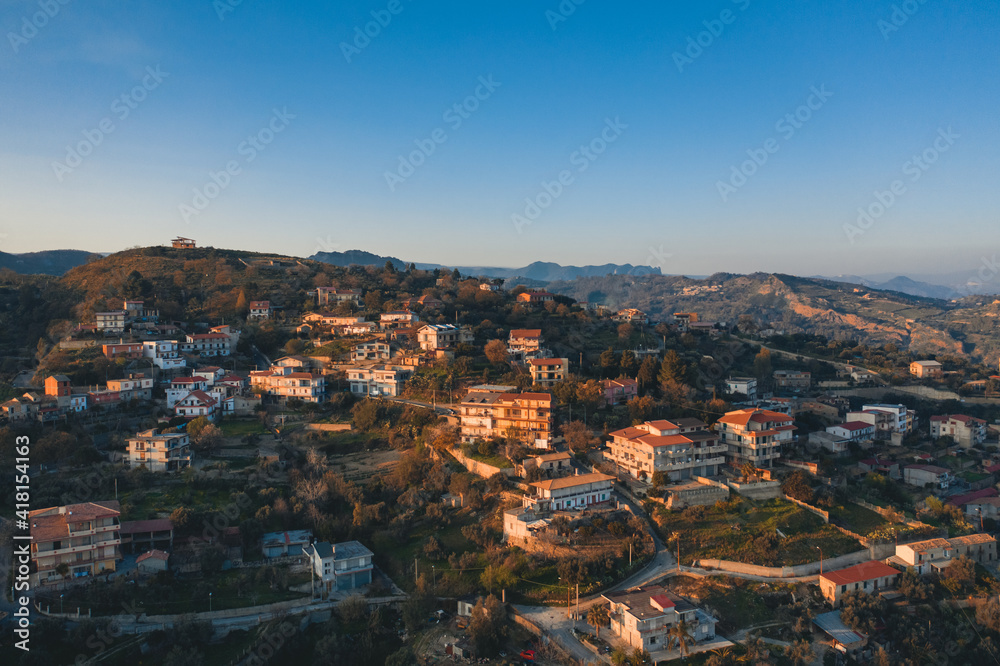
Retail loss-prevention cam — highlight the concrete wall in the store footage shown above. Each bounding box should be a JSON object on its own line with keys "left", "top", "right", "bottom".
{"left": 727, "top": 480, "right": 781, "bottom": 500}
{"left": 451, "top": 448, "right": 515, "bottom": 478}
{"left": 59, "top": 339, "right": 99, "bottom": 350}
{"left": 697, "top": 544, "right": 896, "bottom": 578}
{"left": 304, "top": 423, "right": 352, "bottom": 432}
{"left": 783, "top": 495, "right": 830, "bottom": 523}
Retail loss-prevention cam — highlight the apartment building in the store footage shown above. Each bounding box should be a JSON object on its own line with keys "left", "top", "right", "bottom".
{"left": 250, "top": 366, "right": 327, "bottom": 403}
{"left": 528, "top": 358, "right": 568, "bottom": 387}
{"left": 459, "top": 390, "right": 553, "bottom": 449}
{"left": 725, "top": 377, "right": 758, "bottom": 401}
{"left": 346, "top": 365, "right": 412, "bottom": 397}
{"left": 717, "top": 408, "right": 796, "bottom": 468}
{"left": 606, "top": 419, "right": 727, "bottom": 481}
{"left": 930, "top": 414, "right": 988, "bottom": 448}
{"left": 174, "top": 390, "right": 219, "bottom": 420}
{"left": 127, "top": 429, "right": 191, "bottom": 472}
{"left": 106, "top": 374, "right": 154, "bottom": 401}
{"left": 524, "top": 471, "right": 615, "bottom": 512}
{"left": 773, "top": 370, "right": 811, "bottom": 391}
{"left": 142, "top": 340, "right": 186, "bottom": 370}
{"left": 379, "top": 310, "right": 419, "bottom": 328}
{"left": 29, "top": 501, "right": 121, "bottom": 586}
{"left": 102, "top": 342, "right": 144, "bottom": 360}
{"left": 95, "top": 311, "right": 127, "bottom": 334}
{"left": 316, "top": 287, "right": 361, "bottom": 306}
{"left": 167, "top": 376, "right": 211, "bottom": 407}
{"left": 847, "top": 404, "right": 915, "bottom": 437}
{"left": 181, "top": 332, "right": 232, "bottom": 357}
{"left": 416, "top": 324, "right": 473, "bottom": 351}
{"left": 351, "top": 341, "right": 390, "bottom": 362}
{"left": 508, "top": 329, "right": 544, "bottom": 361}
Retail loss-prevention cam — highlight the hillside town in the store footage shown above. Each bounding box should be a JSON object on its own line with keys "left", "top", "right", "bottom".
{"left": 2, "top": 242, "right": 1000, "bottom": 666}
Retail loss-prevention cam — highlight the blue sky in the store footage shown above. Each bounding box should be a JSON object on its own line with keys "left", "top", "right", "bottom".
{"left": 1, "top": 0, "right": 997, "bottom": 277}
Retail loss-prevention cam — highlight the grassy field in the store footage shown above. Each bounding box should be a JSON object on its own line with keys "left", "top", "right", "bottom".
{"left": 654, "top": 497, "right": 862, "bottom": 566}
{"left": 218, "top": 418, "right": 268, "bottom": 437}
{"left": 120, "top": 484, "right": 236, "bottom": 521}
{"left": 828, "top": 502, "right": 888, "bottom": 536}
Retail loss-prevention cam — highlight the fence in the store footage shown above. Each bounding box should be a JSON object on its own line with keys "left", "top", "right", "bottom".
{"left": 696, "top": 543, "right": 895, "bottom": 578}
{"left": 782, "top": 494, "right": 830, "bottom": 523}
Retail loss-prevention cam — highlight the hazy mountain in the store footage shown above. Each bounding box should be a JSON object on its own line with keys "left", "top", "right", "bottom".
{"left": 0, "top": 249, "right": 100, "bottom": 275}
{"left": 308, "top": 250, "right": 661, "bottom": 281}
{"left": 820, "top": 272, "right": 1000, "bottom": 299}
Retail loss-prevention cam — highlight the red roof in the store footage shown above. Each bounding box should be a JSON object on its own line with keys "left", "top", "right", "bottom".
{"left": 837, "top": 421, "right": 875, "bottom": 432}
{"left": 821, "top": 560, "right": 899, "bottom": 586}
{"left": 649, "top": 594, "right": 675, "bottom": 610}
{"left": 137, "top": 549, "right": 170, "bottom": 563}
{"left": 172, "top": 376, "right": 207, "bottom": 384}
{"left": 948, "top": 488, "right": 999, "bottom": 507}
{"left": 509, "top": 329, "right": 542, "bottom": 338}
{"left": 718, "top": 408, "right": 794, "bottom": 427}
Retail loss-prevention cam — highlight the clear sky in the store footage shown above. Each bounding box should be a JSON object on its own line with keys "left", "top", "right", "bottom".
{"left": 1, "top": 0, "right": 997, "bottom": 277}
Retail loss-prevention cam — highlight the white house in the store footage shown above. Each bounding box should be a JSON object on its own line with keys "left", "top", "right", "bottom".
{"left": 304, "top": 540, "right": 374, "bottom": 598}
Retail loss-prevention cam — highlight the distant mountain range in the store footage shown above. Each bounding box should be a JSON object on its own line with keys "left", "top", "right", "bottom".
{"left": 819, "top": 273, "right": 1000, "bottom": 300}
{"left": 0, "top": 249, "right": 100, "bottom": 276}
{"left": 308, "top": 250, "right": 661, "bottom": 282}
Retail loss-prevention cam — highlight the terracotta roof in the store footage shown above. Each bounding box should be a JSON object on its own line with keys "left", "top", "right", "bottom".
{"left": 137, "top": 549, "right": 170, "bottom": 563}
{"left": 836, "top": 421, "right": 875, "bottom": 432}
{"left": 172, "top": 376, "right": 207, "bottom": 384}
{"left": 509, "top": 329, "right": 542, "bottom": 338}
{"left": 530, "top": 472, "right": 614, "bottom": 491}
{"left": 528, "top": 358, "right": 566, "bottom": 366}
{"left": 949, "top": 533, "right": 996, "bottom": 546}
{"left": 718, "top": 408, "right": 794, "bottom": 427}
{"left": 821, "top": 561, "right": 899, "bottom": 586}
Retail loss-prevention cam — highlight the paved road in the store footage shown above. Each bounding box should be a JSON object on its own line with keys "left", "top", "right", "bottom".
{"left": 388, "top": 396, "right": 455, "bottom": 415}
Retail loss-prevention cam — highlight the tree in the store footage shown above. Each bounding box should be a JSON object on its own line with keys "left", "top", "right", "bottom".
{"left": 620, "top": 349, "right": 639, "bottom": 376}
{"left": 600, "top": 347, "right": 619, "bottom": 377}
{"left": 468, "top": 595, "right": 508, "bottom": 656}
{"left": 740, "top": 461, "right": 758, "bottom": 483}
{"left": 976, "top": 597, "right": 1000, "bottom": 632}
{"left": 587, "top": 604, "right": 610, "bottom": 638}
{"left": 659, "top": 350, "right": 687, "bottom": 386}
{"left": 942, "top": 554, "right": 976, "bottom": 593}
{"left": 753, "top": 348, "right": 772, "bottom": 382}
{"left": 627, "top": 395, "right": 657, "bottom": 423}
{"left": 781, "top": 471, "right": 814, "bottom": 503}
{"left": 618, "top": 323, "right": 634, "bottom": 341}
{"left": 485, "top": 339, "right": 510, "bottom": 366}
{"left": 631, "top": 646, "right": 651, "bottom": 665}
{"left": 562, "top": 420, "right": 598, "bottom": 453}
{"left": 610, "top": 647, "right": 630, "bottom": 666}
{"left": 787, "top": 639, "right": 815, "bottom": 666}
{"left": 637, "top": 355, "right": 659, "bottom": 392}
{"left": 668, "top": 619, "right": 694, "bottom": 658}
{"left": 191, "top": 423, "right": 223, "bottom": 454}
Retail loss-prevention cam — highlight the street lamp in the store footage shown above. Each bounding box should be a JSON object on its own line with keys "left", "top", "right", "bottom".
{"left": 60, "top": 593, "right": 64, "bottom": 614}
{"left": 816, "top": 546, "right": 824, "bottom": 575}
{"left": 209, "top": 592, "right": 213, "bottom": 612}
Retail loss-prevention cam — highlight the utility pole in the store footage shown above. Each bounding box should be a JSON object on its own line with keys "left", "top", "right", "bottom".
{"left": 576, "top": 583, "right": 579, "bottom": 628}
{"left": 414, "top": 558, "right": 418, "bottom": 585}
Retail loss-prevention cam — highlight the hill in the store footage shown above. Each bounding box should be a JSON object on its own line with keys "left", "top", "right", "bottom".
{"left": 548, "top": 272, "right": 1000, "bottom": 363}
{"left": 0, "top": 249, "right": 99, "bottom": 275}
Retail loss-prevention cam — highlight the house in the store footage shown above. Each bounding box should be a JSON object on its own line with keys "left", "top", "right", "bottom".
{"left": 401, "top": 294, "right": 444, "bottom": 310}
{"left": 248, "top": 301, "right": 272, "bottom": 320}
{"left": 508, "top": 329, "right": 544, "bottom": 361}
{"left": 195, "top": 366, "right": 227, "bottom": 383}
{"left": 848, "top": 404, "right": 915, "bottom": 436}
{"left": 963, "top": 496, "right": 1000, "bottom": 521}
{"left": 106, "top": 374, "right": 154, "bottom": 401}
{"left": 119, "top": 518, "right": 174, "bottom": 554}
{"left": 316, "top": 287, "right": 361, "bottom": 306}
{"left": 136, "top": 549, "right": 170, "bottom": 574}
{"left": 903, "top": 464, "right": 951, "bottom": 489}
{"left": 930, "top": 414, "right": 988, "bottom": 448}
{"left": 773, "top": 370, "right": 811, "bottom": 391}
{"left": 87, "top": 388, "right": 122, "bottom": 407}
{"left": 528, "top": 358, "right": 568, "bottom": 387}
{"left": 819, "top": 561, "right": 900, "bottom": 607}
{"left": 459, "top": 390, "right": 553, "bottom": 449}
{"left": 607, "top": 419, "right": 727, "bottom": 481}
{"left": 600, "top": 378, "right": 638, "bottom": 407}
{"left": 379, "top": 310, "right": 419, "bottom": 328}
{"left": 479, "top": 282, "right": 500, "bottom": 292}
{"left": 304, "top": 540, "right": 374, "bottom": 597}
{"left": 809, "top": 431, "right": 850, "bottom": 456}
{"left": 127, "top": 429, "right": 191, "bottom": 472}
{"left": 949, "top": 488, "right": 1000, "bottom": 513}
{"left": 717, "top": 408, "right": 796, "bottom": 468}
{"left": 524, "top": 471, "right": 615, "bottom": 512}
{"left": 826, "top": 421, "right": 876, "bottom": 443}
{"left": 302, "top": 312, "right": 365, "bottom": 327}
{"left": 858, "top": 457, "right": 900, "bottom": 479}
{"left": 516, "top": 289, "right": 554, "bottom": 305}
{"left": 502, "top": 507, "right": 552, "bottom": 543}
{"left": 142, "top": 340, "right": 186, "bottom": 370}
{"left": 351, "top": 341, "right": 390, "bottom": 362}
{"left": 603, "top": 586, "right": 717, "bottom": 653}
{"left": 167, "top": 376, "right": 210, "bottom": 407}
{"left": 416, "top": 324, "right": 473, "bottom": 351}
{"left": 181, "top": 332, "right": 233, "bottom": 357}
{"left": 272, "top": 355, "right": 322, "bottom": 372}
{"left": 95, "top": 311, "right": 127, "bottom": 334}
{"left": 1, "top": 397, "right": 34, "bottom": 423}
{"left": 613, "top": 308, "right": 648, "bottom": 324}
{"left": 171, "top": 236, "right": 196, "bottom": 249}
{"left": 250, "top": 366, "right": 327, "bottom": 403}
{"left": 889, "top": 534, "right": 996, "bottom": 574}
{"left": 910, "top": 360, "right": 943, "bottom": 379}
{"left": 346, "top": 365, "right": 412, "bottom": 397}
{"left": 102, "top": 342, "right": 144, "bottom": 360}
{"left": 261, "top": 530, "right": 313, "bottom": 558}
{"left": 29, "top": 501, "right": 121, "bottom": 585}
{"left": 69, "top": 394, "right": 89, "bottom": 413}
{"left": 174, "top": 390, "right": 219, "bottom": 420}
{"left": 725, "top": 377, "right": 758, "bottom": 401}
{"left": 45, "top": 375, "right": 71, "bottom": 398}
{"left": 518, "top": 450, "right": 573, "bottom": 477}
